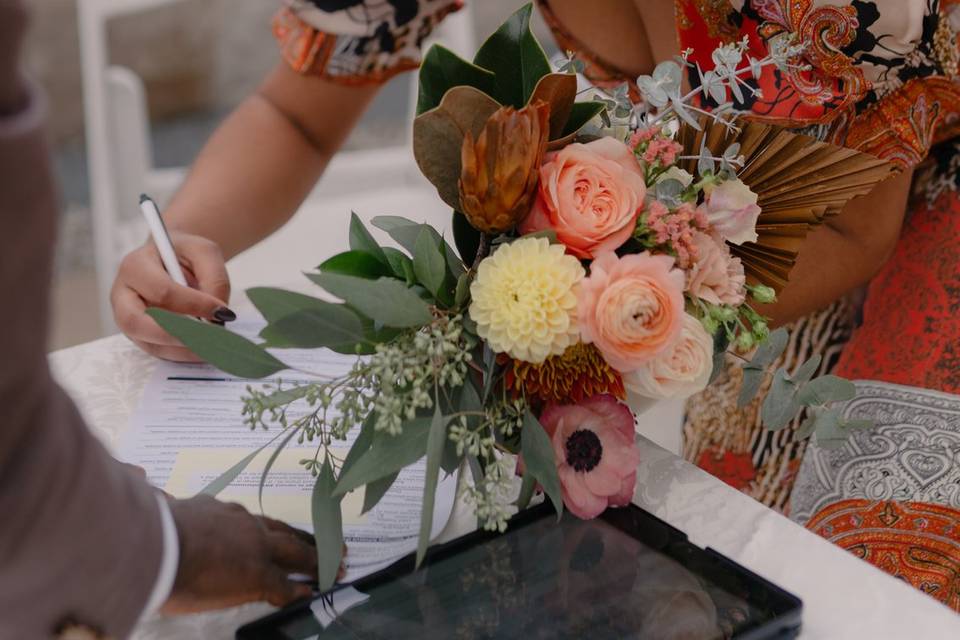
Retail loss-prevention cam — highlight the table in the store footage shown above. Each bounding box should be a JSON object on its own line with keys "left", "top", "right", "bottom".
{"left": 50, "top": 334, "right": 960, "bottom": 639}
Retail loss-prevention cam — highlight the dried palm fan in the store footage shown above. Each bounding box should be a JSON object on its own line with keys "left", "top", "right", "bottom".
{"left": 676, "top": 116, "right": 898, "bottom": 291}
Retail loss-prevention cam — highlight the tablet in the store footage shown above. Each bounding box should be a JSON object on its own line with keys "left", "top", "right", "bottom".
{"left": 237, "top": 502, "right": 802, "bottom": 639}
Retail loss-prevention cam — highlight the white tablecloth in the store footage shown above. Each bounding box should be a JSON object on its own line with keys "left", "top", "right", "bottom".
{"left": 50, "top": 334, "right": 960, "bottom": 639}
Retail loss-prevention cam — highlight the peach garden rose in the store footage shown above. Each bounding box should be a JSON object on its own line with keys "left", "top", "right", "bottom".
{"left": 519, "top": 137, "right": 646, "bottom": 259}
{"left": 623, "top": 313, "right": 714, "bottom": 401}
{"left": 578, "top": 251, "right": 685, "bottom": 373}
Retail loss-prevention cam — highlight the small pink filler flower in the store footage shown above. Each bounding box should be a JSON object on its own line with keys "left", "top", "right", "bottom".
{"left": 539, "top": 395, "right": 641, "bottom": 519}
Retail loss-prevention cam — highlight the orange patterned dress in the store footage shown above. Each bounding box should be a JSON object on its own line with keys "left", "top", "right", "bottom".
{"left": 272, "top": 0, "right": 960, "bottom": 610}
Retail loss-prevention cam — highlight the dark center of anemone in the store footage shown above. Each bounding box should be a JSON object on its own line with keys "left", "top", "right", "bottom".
{"left": 565, "top": 429, "right": 603, "bottom": 472}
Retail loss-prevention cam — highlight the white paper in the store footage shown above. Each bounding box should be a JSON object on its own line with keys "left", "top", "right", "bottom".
{"left": 121, "top": 321, "right": 458, "bottom": 582}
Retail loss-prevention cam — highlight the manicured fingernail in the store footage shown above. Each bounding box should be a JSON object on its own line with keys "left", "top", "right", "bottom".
{"left": 213, "top": 306, "right": 236, "bottom": 322}
{"left": 211, "top": 319, "right": 225, "bottom": 327}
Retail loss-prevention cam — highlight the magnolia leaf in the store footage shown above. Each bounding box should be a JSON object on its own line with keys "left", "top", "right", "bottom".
{"left": 413, "top": 227, "right": 448, "bottom": 301}
{"left": 417, "top": 406, "right": 448, "bottom": 566}
{"left": 313, "top": 458, "right": 344, "bottom": 591}
{"left": 529, "top": 72, "right": 576, "bottom": 139}
{"left": 452, "top": 210, "right": 482, "bottom": 265}
{"left": 147, "top": 309, "right": 287, "bottom": 378}
{"left": 473, "top": 3, "right": 551, "bottom": 108}
{"left": 361, "top": 472, "right": 398, "bottom": 514}
{"left": 413, "top": 86, "right": 501, "bottom": 210}
{"left": 521, "top": 410, "right": 564, "bottom": 520}
{"left": 761, "top": 367, "right": 800, "bottom": 431}
{"left": 348, "top": 212, "right": 387, "bottom": 264}
{"left": 319, "top": 250, "right": 393, "bottom": 280}
{"left": 306, "top": 273, "right": 433, "bottom": 328}
{"left": 259, "top": 304, "right": 369, "bottom": 353}
{"left": 417, "top": 44, "right": 496, "bottom": 115}
{"left": 382, "top": 247, "right": 416, "bottom": 284}
{"left": 797, "top": 375, "right": 857, "bottom": 407}
{"left": 556, "top": 101, "right": 605, "bottom": 143}
{"left": 334, "top": 417, "right": 432, "bottom": 495}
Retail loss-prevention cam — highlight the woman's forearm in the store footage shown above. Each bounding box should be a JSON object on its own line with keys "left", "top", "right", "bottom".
{"left": 164, "top": 65, "right": 379, "bottom": 259}
{"left": 758, "top": 168, "right": 913, "bottom": 326}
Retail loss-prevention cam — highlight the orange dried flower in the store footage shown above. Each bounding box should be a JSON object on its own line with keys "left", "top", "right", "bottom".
{"left": 505, "top": 342, "right": 626, "bottom": 405}
{"left": 459, "top": 100, "right": 550, "bottom": 234}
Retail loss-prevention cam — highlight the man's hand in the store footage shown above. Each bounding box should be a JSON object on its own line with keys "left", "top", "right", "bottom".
{"left": 0, "top": 0, "right": 29, "bottom": 115}
{"left": 163, "top": 496, "right": 320, "bottom": 614}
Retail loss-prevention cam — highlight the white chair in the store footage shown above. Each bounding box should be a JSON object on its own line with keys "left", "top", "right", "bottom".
{"left": 78, "top": 0, "right": 476, "bottom": 333}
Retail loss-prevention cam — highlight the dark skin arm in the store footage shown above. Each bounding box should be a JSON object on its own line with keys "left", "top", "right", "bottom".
{"left": 550, "top": 0, "right": 910, "bottom": 325}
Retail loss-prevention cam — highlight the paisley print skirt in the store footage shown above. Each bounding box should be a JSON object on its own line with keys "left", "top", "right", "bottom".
{"left": 790, "top": 380, "right": 960, "bottom": 612}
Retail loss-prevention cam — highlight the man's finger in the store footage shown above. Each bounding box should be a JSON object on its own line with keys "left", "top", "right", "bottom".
{"left": 267, "top": 531, "right": 318, "bottom": 574}
{"left": 262, "top": 569, "right": 313, "bottom": 608}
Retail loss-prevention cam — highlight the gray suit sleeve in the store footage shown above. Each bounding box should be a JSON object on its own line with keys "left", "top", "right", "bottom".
{"left": 0, "top": 82, "right": 166, "bottom": 638}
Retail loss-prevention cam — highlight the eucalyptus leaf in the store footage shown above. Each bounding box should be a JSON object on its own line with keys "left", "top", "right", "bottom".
{"left": 797, "top": 375, "right": 857, "bottom": 407}
{"left": 306, "top": 273, "right": 433, "bottom": 328}
{"left": 259, "top": 304, "right": 368, "bottom": 353}
{"left": 454, "top": 273, "right": 471, "bottom": 308}
{"left": 246, "top": 287, "right": 332, "bottom": 323}
{"left": 749, "top": 327, "right": 790, "bottom": 370}
{"left": 698, "top": 146, "right": 716, "bottom": 177}
{"left": 796, "top": 414, "right": 817, "bottom": 440}
{"left": 339, "top": 412, "right": 377, "bottom": 480}
{"left": 348, "top": 212, "right": 387, "bottom": 264}
{"left": 313, "top": 458, "right": 344, "bottom": 591}
{"left": 148, "top": 309, "right": 287, "bottom": 378}
{"left": 842, "top": 418, "right": 874, "bottom": 431}
{"left": 382, "top": 247, "right": 416, "bottom": 284}
{"left": 813, "top": 409, "right": 847, "bottom": 450}
{"left": 761, "top": 367, "right": 800, "bottom": 431}
{"left": 473, "top": 3, "right": 550, "bottom": 108}
{"left": 792, "top": 354, "right": 822, "bottom": 387}
{"left": 442, "top": 238, "right": 466, "bottom": 277}
{"left": 413, "top": 227, "right": 448, "bottom": 300}
{"left": 361, "top": 472, "right": 398, "bottom": 515}
{"left": 258, "top": 425, "right": 303, "bottom": 513}
{"left": 334, "top": 418, "right": 432, "bottom": 495}
{"left": 199, "top": 436, "right": 274, "bottom": 497}
{"left": 737, "top": 366, "right": 764, "bottom": 408}
{"left": 417, "top": 406, "right": 448, "bottom": 566}
{"left": 372, "top": 216, "right": 460, "bottom": 272}
{"left": 521, "top": 410, "right": 564, "bottom": 520}
{"left": 516, "top": 472, "right": 536, "bottom": 510}
{"left": 417, "top": 44, "right": 496, "bottom": 115}
{"left": 319, "top": 250, "right": 393, "bottom": 280}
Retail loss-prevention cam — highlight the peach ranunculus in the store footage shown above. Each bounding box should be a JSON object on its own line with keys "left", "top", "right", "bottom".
{"left": 538, "top": 394, "right": 640, "bottom": 519}
{"left": 701, "top": 178, "right": 761, "bottom": 245}
{"left": 519, "top": 137, "right": 646, "bottom": 259}
{"left": 686, "top": 231, "right": 746, "bottom": 307}
{"left": 578, "top": 251, "right": 685, "bottom": 373}
{"left": 623, "top": 313, "right": 714, "bottom": 401}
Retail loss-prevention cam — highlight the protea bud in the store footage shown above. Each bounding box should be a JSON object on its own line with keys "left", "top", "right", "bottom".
{"left": 459, "top": 100, "right": 550, "bottom": 234}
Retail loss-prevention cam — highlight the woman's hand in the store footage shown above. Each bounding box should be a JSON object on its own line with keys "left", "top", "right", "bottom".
{"left": 111, "top": 232, "right": 234, "bottom": 362}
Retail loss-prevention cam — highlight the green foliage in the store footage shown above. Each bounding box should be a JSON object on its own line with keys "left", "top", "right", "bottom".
{"left": 259, "top": 305, "right": 369, "bottom": 353}
{"left": 515, "top": 472, "right": 537, "bottom": 511}
{"left": 797, "top": 375, "right": 856, "bottom": 406}
{"left": 473, "top": 3, "right": 550, "bottom": 108}
{"left": 361, "top": 472, "right": 398, "bottom": 515}
{"left": 307, "top": 273, "right": 434, "bottom": 328}
{"left": 319, "top": 250, "right": 393, "bottom": 280}
{"left": 738, "top": 327, "right": 789, "bottom": 407}
{"left": 562, "top": 101, "right": 606, "bottom": 137}
{"left": 520, "top": 410, "right": 564, "bottom": 520}
{"left": 417, "top": 44, "right": 496, "bottom": 115}
{"left": 147, "top": 309, "right": 288, "bottom": 378}
{"left": 413, "top": 227, "right": 451, "bottom": 305}
{"left": 312, "top": 457, "right": 344, "bottom": 591}
{"left": 382, "top": 247, "right": 416, "bottom": 284}
{"left": 259, "top": 425, "right": 302, "bottom": 512}
{"left": 452, "top": 210, "right": 482, "bottom": 265}
{"left": 417, "top": 405, "right": 449, "bottom": 566}
{"left": 348, "top": 212, "right": 388, "bottom": 265}
{"left": 334, "top": 417, "right": 433, "bottom": 495}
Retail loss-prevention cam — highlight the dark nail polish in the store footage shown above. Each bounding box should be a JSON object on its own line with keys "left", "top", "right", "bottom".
{"left": 213, "top": 306, "right": 236, "bottom": 323}
{"left": 211, "top": 319, "right": 226, "bottom": 327}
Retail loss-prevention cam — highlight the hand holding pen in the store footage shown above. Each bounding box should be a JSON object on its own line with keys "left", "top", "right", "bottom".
{"left": 110, "top": 194, "right": 236, "bottom": 362}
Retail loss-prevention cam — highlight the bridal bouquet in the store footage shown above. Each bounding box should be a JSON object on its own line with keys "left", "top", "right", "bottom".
{"left": 152, "top": 4, "right": 894, "bottom": 589}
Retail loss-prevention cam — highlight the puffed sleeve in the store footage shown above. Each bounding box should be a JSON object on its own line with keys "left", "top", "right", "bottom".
{"left": 273, "top": 0, "right": 463, "bottom": 85}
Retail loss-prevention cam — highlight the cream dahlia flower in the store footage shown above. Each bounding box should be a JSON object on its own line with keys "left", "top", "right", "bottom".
{"left": 469, "top": 237, "right": 584, "bottom": 363}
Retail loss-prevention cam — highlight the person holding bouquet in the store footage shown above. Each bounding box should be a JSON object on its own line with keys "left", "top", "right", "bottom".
{"left": 112, "top": 0, "right": 960, "bottom": 610}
